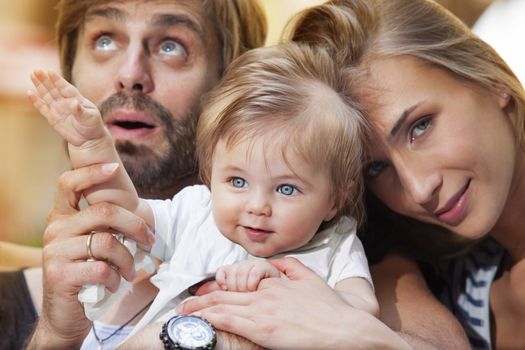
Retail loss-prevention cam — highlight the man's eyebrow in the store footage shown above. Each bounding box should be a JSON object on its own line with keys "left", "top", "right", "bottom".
{"left": 85, "top": 7, "right": 125, "bottom": 23}
{"left": 150, "top": 14, "right": 205, "bottom": 42}
{"left": 83, "top": 10, "right": 205, "bottom": 44}
{"left": 389, "top": 102, "right": 423, "bottom": 137}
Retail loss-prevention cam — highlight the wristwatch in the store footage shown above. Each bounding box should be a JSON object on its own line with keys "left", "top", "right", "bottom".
{"left": 160, "top": 314, "right": 216, "bottom": 350}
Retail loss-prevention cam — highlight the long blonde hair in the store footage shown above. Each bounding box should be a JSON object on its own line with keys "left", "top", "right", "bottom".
{"left": 288, "top": 0, "right": 525, "bottom": 147}
{"left": 287, "top": 0, "right": 525, "bottom": 260}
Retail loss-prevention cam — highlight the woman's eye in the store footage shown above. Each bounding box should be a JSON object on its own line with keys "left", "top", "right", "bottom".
{"left": 365, "top": 161, "right": 388, "bottom": 178}
{"left": 95, "top": 35, "right": 116, "bottom": 51}
{"left": 410, "top": 117, "right": 432, "bottom": 142}
{"left": 231, "top": 177, "right": 247, "bottom": 188}
{"left": 159, "top": 40, "right": 187, "bottom": 57}
{"left": 277, "top": 184, "right": 297, "bottom": 196}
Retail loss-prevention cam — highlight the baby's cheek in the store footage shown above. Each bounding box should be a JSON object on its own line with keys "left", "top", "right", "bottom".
{"left": 213, "top": 208, "right": 237, "bottom": 239}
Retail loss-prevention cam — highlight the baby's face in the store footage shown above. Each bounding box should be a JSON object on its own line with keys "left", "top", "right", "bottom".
{"left": 209, "top": 136, "right": 337, "bottom": 257}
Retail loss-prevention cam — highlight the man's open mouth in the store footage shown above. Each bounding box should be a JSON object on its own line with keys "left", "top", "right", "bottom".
{"left": 111, "top": 120, "right": 156, "bottom": 130}
{"left": 106, "top": 114, "right": 160, "bottom": 140}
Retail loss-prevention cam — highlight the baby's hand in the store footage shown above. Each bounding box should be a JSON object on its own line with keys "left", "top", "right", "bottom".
{"left": 215, "top": 259, "right": 281, "bottom": 292}
{"left": 28, "top": 69, "right": 105, "bottom": 147}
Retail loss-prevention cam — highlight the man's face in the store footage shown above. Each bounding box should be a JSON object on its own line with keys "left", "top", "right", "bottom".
{"left": 71, "top": 0, "right": 221, "bottom": 197}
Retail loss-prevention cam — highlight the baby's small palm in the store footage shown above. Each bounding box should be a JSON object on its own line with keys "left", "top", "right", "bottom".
{"left": 29, "top": 70, "right": 107, "bottom": 148}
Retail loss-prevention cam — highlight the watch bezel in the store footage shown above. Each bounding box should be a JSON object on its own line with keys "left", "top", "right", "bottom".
{"left": 160, "top": 314, "right": 216, "bottom": 350}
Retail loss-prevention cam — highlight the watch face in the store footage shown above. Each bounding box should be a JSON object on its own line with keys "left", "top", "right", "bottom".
{"left": 168, "top": 315, "right": 215, "bottom": 348}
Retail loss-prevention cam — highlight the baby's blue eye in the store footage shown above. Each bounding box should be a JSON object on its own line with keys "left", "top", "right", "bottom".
{"left": 231, "top": 177, "right": 247, "bottom": 188}
{"left": 159, "top": 40, "right": 187, "bottom": 56}
{"left": 277, "top": 184, "right": 297, "bottom": 196}
{"left": 95, "top": 36, "right": 116, "bottom": 51}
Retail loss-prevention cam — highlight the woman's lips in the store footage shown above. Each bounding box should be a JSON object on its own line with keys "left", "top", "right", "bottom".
{"left": 435, "top": 180, "right": 471, "bottom": 225}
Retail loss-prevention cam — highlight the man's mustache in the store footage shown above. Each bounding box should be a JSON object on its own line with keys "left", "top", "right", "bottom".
{"left": 99, "top": 91, "right": 175, "bottom": 132}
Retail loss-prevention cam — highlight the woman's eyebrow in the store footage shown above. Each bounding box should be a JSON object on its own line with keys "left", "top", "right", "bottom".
{"left": 390, "top": 102, "right": 423, "bottom": 138}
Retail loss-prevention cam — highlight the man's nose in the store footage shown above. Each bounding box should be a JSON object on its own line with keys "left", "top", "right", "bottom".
{"left": 393, "top": 154, "right": 442, "bottom": 206}
{"left": 116, "top": 45, "right": 154, "bottom": 94}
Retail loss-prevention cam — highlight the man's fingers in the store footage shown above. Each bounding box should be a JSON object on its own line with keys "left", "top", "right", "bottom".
{"left": 47, "top": 202, "right": 154, "bottom": 247}
{"left": 178, "top": 290, "right": 251, "bottom": 314}
{"left": 44, "top": 256, "right": 122, "bottom": 293}
{"left": 47, "top": 232, "right": 136, "bottom": 281}
{"left": 52, "top": 164, "right": 120, "bottom": 215}
{"left": 198, "top": 308, "right": 256, "bottom": 337}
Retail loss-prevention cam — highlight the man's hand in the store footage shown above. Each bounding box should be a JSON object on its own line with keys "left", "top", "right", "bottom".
{"left": 26, "top": 164, "right": 154, "bottom": 349}
{"left": 116, "top": 322, "right": 263, "bottom": 350}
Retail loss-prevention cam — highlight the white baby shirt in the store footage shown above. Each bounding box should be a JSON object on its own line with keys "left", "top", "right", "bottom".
{"left": 124, "top": 185, "right": 372, "bottom": 340}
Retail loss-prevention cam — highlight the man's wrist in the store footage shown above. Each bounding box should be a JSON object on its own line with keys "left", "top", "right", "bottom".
{"left": 215, "top": 330, "right": 264, "bottom": 350}
{"left": 25, "top": 319, "right": 86, "bottom": 350}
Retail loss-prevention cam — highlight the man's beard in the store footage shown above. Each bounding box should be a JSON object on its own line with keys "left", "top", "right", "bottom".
{"left": 100, "top": 92, "right": 198, "bottom": 196}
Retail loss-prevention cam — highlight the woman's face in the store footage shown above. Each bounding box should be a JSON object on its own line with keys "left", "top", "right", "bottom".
{"left": 363, "top": 56, "right": 519, "bottom": 239}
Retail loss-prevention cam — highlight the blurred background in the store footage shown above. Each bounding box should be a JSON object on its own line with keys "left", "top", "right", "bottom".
{"left": 0, "top": 0, "right": 521, "bottom": 248}
{"left": 0, "top": 0, "right": 64, "bottom": 247}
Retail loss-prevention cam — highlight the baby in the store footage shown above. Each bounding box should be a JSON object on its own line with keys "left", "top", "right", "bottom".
{"left": 29, "top": 42, "right": 377, "bottom": 345}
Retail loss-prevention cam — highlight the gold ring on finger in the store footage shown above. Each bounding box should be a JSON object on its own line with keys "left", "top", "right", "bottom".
{"left": 87, "top": 231, "right": 96, "bottom": 260}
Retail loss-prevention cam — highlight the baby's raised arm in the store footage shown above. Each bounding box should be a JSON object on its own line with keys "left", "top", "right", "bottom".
{"left": 28, "top": 69, "right": 141, "bottom": 214}
{"left": 29, "top": 70, "right": 155, "bottom": 318}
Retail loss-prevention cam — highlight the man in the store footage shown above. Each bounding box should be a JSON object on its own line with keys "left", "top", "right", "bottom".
{"left": 21, "top": 0, "right": 266, "bottom": 348}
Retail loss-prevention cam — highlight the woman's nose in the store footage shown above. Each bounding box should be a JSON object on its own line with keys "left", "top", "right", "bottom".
{"left": 394, "top": 155, "right": 442, "bottom": 206}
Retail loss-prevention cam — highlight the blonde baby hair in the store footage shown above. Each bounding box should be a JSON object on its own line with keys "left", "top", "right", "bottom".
{"left": 197, "top": 42, "right": 367, "bottom": 226}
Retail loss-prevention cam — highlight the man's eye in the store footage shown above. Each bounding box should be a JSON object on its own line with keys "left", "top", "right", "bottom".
{"left": 410, "top": 117, "right": 432, "bottom": 142}
{"left": 365, "top": 161, "right": 388, "bottom": 178}
{"left": 277, "top": 184, "right": 297, "bottom": 196}
{"left": 159, "top": 40, "right": 187, "bottom": 56}
{"left": 231, "top": 177, "right": 247, "bottom": 188}
{"left": 95, "top": 35, "right": 116, "bottom": 51}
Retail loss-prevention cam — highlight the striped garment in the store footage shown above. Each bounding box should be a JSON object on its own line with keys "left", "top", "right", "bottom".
{"left": 438, "top": 239, "right": 504, "bottom": 350}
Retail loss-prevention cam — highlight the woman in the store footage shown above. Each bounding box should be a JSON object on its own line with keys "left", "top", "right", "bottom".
{"left": 31, "top": 0, "right": 514, "bottom": 349}
{"left": 181, "top": 0, "right": 525, "bottom": 349}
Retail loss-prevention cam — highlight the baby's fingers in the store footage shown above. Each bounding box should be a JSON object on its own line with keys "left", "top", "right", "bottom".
{"left": 48, "top": 70, "right": 81, "bottom": 100}
{"left": 30, "top": 70, "right": 53, "bottom": 102}
{"left": 27, "top": 89, "right": 52, "bottom": 118}
{"left": 215, "top": 266, "right": 229, "bottom": 290}
{"left": 246, "top": 269, "right": 262, "bottom": 292}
